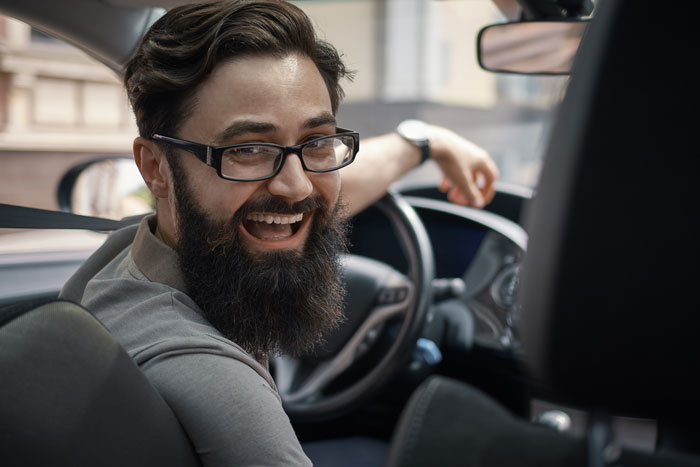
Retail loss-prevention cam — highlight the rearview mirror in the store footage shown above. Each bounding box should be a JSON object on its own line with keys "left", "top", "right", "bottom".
{"left": 477, "top": 20, "right": 588, "bottom": 75}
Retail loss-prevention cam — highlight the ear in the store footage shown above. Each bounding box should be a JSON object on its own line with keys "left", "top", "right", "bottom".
{"left": 133, "top": 136, "right": 170, "bottom": 200}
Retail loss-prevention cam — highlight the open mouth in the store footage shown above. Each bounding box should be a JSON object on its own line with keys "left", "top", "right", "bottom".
{"left": 242, "top": 211, "right": 307, "bottom": 242}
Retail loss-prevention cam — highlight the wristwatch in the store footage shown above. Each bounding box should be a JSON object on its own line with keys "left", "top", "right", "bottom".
{"left": 397, "top": 119, "right": 431, "bottom": 164}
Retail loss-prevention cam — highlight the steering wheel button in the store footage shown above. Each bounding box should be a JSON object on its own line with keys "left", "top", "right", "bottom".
{"left": 396, "top": 287, "right": 408, "bottom": 301}
{"left": 376, "top": 287, "right": 409, "bottom": 305}
{"left": 376, "top": 289, "right": 391, "bottom": 304}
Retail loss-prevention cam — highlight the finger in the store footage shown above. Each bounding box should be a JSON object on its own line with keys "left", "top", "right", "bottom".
{"left": 485, "top": 183, "right": 497, "bottom": 203}
{"left": 447, "top": 187, "right": 468, "bottom": 206}
{"left": 480, "top": 159, "right": 499, "bottom": 190}
{"left": 456, "top": 172, "right": 484, "bottom": 208}
{"left": 447, "top": 186, "right": 483, "bottom": 208}
{"left": 435, "top": 156, "right": 480, "bottom": 207}
{"left": 475, "top": 161, "right": 499, "bottom": 204}
{"left": 438, "top": 176, "right": 452, "bottom": 193}
{"left": 475, "top": 171, "right": 496, "bottom": 204}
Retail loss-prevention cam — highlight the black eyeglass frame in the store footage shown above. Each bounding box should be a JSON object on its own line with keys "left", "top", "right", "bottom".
{"left": 151, "top": 128, "right": 360, "bottom": 182}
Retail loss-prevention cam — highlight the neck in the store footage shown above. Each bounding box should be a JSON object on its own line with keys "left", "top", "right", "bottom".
{"left": 153, "top": 210, "right": 178, "bottom": 249}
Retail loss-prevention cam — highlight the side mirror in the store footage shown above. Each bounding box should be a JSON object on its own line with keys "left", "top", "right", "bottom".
{"left": 477, "top": 20, "right": 589, "bottom": 75}
{"left": 57, "top": 155, "right": 154, "bottom": 220}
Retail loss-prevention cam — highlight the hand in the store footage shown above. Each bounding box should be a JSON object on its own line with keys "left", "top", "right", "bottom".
{"left": 428, "top": 125, "right": 499, "bottom": 208}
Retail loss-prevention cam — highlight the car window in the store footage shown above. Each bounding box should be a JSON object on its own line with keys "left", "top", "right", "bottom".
{"left": 0, "top": 15, "right": 140, "bottom": 254}
{"left": 0, "top": 1, "right": 567, "bottom": 255}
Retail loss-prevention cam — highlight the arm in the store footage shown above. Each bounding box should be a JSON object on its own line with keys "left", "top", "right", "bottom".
{"left": 340, "top": 124, "right": 499, "bottom": 217}
{"left": 146, "top": 351, "right": 311, "bottom": 467}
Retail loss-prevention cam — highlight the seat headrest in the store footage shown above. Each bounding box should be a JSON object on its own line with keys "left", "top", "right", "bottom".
{"left": 518, "top": 0, "right": 699, "bottom": 420}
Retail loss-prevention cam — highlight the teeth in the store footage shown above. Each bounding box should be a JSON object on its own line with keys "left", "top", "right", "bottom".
{"left": 246, "top": 212, "right": 303, "bottom": 224}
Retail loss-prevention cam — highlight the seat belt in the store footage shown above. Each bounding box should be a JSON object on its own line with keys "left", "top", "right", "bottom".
{"left": 0, "top": 203, "right": 138, "bottom": 231}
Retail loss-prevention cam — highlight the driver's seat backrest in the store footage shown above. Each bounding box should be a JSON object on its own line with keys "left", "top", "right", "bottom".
{"left": 518, "top": 0, "right": 699, "bottom": 453}
{"left": 0, "top": 299, "right": 201, "bottom": 466}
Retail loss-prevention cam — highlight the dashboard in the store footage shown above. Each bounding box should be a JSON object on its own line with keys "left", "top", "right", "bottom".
{"left": 349, "top": 194, "right": 527, "bottom": 354}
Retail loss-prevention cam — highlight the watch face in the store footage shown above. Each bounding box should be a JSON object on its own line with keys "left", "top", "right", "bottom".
{"left": 398, "top": 119, "right": 429, "bottom": 142}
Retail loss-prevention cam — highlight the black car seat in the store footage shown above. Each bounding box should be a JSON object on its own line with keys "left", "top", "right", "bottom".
{"left": 386, "top": 0, "right": 699, "bottom": 465}
{"left": 0, "top": 298, "right": 201, "bottom": 467}
{"left": 517, "top": 0, "right": 700, "bottom": 456}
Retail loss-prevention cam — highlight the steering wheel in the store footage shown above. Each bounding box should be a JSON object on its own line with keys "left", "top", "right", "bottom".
{"left": 274, "top": 191, "right": 435, "bottom": 422}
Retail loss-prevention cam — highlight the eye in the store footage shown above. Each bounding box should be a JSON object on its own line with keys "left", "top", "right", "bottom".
{"left": 305, "top": 137, "right": 334, "bottom": 149}
{"left": 232, "top": 146, "right": 262, "bottom": 156}
{"left": 226, "top": 145, "right": 277, "bottom": 156}
{"left": 221, "top": 145, "right": 281, "bottom": 168}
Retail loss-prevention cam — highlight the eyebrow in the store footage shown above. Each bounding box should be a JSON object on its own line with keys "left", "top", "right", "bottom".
{"left": 213, "top": 112, "right": 337, "bottom": 145}
{"left": 213, "top": 121, "right": 276, "bottom": 144}
{"left": 303, "top": 112, "right": 337, "bottom": 130}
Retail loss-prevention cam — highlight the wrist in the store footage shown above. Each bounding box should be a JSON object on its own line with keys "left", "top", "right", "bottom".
{"left": 424, "top": 125, "right": 451, "bottom": 163}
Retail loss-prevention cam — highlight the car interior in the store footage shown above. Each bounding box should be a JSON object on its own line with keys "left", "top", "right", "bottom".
{"left": 1, "top": 0, "right": 698, "bottom": 465}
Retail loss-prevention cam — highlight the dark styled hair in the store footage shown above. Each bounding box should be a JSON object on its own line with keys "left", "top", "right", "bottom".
{"left": 124, "top": 0, "right": 352, "bottom": 139}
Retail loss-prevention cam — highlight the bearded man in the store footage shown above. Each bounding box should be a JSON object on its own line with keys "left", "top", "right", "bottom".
{"left": 64, "top": 1, "right": 498, "bottom": 465}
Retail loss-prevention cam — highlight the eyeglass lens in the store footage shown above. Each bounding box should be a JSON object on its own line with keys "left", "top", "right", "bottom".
{"left": 220, "top": 135, "right": 355, "bottom": 180}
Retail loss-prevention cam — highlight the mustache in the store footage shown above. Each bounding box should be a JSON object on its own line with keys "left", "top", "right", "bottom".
{"left": 242, "top": 196, "right": 325, "bottom": 215}
{"left": 204, "top": 195, "right": 333, "bottom": 253}
{"left": 234, "top": 195, "right": 328, "bottom": 224}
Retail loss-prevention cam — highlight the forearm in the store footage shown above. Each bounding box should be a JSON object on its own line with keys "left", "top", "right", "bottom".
{"left": 340, "top": 123, "right": 498, "bottom": 217}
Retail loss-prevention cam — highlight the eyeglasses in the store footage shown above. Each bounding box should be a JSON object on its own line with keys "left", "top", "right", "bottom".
{"left": 152, "top": 128, "right": 359, "bottom": 182}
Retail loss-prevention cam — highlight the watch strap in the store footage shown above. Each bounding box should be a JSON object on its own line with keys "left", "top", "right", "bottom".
{"left": 417, "top": 140, "right": 430, "bottom": 164}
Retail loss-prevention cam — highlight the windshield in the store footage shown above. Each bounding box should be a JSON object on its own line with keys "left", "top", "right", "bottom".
{"left": 297, "top": 0, "right": 567, "bottom": 189}
{"left": 0, "top": 0, "right": 567, "bottom": 255}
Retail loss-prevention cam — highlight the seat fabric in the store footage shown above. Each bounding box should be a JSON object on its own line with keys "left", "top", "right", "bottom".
{"left": 0, "top": 299, "right": 200, "bottom": 467}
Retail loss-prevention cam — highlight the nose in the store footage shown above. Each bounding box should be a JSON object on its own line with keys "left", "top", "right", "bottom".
{"left": 266, "top": 153, "right": 313, "bottom": 202}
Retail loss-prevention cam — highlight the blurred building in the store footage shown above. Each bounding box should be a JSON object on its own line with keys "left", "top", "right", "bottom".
{"left": 0, "top": 15, "right": 135, "bottom": 211}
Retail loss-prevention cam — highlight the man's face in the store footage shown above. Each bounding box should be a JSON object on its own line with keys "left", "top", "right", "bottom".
{"left": 162, "top": 54, "right": 348, "bottom": 361}
{"left": 172, "top": 53, "right": 342, "bottom": 252}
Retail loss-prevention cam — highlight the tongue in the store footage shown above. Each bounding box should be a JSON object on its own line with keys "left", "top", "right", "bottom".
{"left": 245, "top": 220, "right": 293, "bottom": 240}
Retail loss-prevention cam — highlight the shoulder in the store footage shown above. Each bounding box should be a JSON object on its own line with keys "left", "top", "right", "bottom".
{"left": 81, "top": 254, "right": 200, "bottom": 346}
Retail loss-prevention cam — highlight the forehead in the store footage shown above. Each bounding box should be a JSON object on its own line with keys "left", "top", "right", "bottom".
{"left": 181, "top": 53, "right": 334, "bottom": 141}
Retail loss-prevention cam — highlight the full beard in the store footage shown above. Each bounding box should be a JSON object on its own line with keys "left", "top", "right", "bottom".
{"left": 171, "top": 174, "right": 349, "bottom": 363}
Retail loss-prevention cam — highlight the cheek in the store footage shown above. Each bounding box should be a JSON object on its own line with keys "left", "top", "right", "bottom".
{"left": 187, "top": 165, "right": 263, "bottom": 220}
{"left": 311, "top": 172, "right": 341, "bottom": 206}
